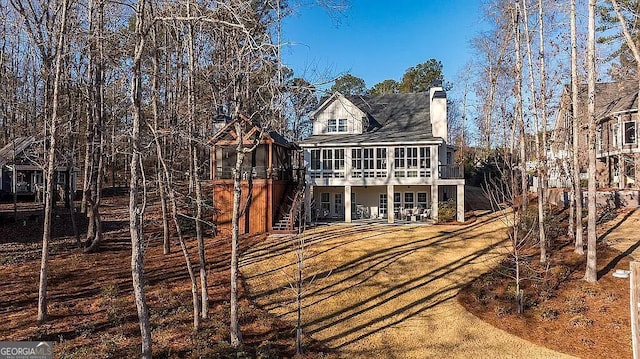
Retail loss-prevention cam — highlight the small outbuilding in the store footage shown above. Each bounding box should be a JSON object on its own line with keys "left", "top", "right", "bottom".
{"left": 0, "top": 136, "right": 78, "bottom": 203}
{"left": 210, "top": 114, "right": 304, "bottom": 235}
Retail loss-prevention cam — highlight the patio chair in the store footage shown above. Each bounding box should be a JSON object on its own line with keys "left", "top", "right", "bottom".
{"left": 420, "top": 208, "right": 431, "bottom": 221}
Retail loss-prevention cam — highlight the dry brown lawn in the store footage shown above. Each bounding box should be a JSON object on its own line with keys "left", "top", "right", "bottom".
{"left": 241, "top": 211, "right": 575, "bottom": 358}
{"left": 0, "top": 195, "right": 333, "bottom": 358}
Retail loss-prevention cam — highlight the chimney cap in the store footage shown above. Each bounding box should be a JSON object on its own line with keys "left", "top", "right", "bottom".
{"left": 432, "top": 90, "right": 446, "bottom": 99}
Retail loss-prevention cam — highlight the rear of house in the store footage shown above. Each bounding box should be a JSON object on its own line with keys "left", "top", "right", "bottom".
{"left": 300, "top": 86, "right": 465, "bottom": 223}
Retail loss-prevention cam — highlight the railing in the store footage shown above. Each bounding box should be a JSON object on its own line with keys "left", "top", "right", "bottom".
{"left": 307, "top": 166, "right": 463, "bottom": 180}
{"left": 439, "top": 164, "right": 464, "bottom": 179}
{"left": 309, "top": 170, "right": 345, "bottom": 179}
{"left": 215, "top": 166, "right": 298, "bottom": 181}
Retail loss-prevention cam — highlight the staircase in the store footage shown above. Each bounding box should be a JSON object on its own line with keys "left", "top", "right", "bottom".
{"left": 272, "top": 182, "right": 304, "bottom": 233}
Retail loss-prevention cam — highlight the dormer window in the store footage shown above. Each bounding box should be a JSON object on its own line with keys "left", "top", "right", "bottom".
{"left": 327, "top": 119, "right": 347, "bottom": 133}
{"left": 338, "top": 119, "right": 347, "bottom": 132}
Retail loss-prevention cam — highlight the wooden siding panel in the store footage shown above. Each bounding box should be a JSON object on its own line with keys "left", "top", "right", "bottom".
{"left": 214, "top": 180, "right": 286, "bottom": 236}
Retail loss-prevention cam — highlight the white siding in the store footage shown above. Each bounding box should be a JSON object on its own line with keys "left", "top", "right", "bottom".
{"left": 313, "top": 96, "right": 364, "bottom": 135}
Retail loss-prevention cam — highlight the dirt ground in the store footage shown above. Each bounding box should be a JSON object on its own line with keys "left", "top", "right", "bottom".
{"left": 458, "top": 207, "right": 638, "bottom": 359}
{"left": 0, "top": 195, "right": 333, "bottom": 358}
{"left": 2, "top": 191, "right": 637, "bottom": 358}
{"left": 241, "top": 210, "right": 576, "bottom": 358}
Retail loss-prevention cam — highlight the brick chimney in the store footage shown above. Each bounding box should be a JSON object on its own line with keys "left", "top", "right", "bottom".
{"left": 429, "top": 85, "right": 447, "bottom": 142}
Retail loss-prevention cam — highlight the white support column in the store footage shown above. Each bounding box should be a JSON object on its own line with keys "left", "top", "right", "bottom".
{"left": 457, "top": 184, "right": 465, "bottom": 222}
{"left": 431, "top": 184, "right": 439, "bottom": 222}
{"left": 387, "top": 184, "right": 394, "bottom": 224}
{"left": 303, "top": 149, "right": 313, "bottom": 223}
{"left": 345, "top": 185, "right": 352, "bottom": 223}
{"left": 431, "top": 145, "right": 439, "bottom": 179}
{"left": 345, "top": 147, "right": 352, "bottom": 179}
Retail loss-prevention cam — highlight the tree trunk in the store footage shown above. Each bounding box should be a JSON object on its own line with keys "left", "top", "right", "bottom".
{"left": 37, "top": 0, "right": 69, "bottom": 323}
{"left": 521, "top": 0, "right": 546, "bottom": 262}
{"left": 230, "top": 144, "right": 245, "bottom": 347}
{"left": 584, "top": 0, "right": 598, "bottom": 283}
{"left": 536, "top": 0, "right": 549, "bottom": 262}
{"left": 129, "top": 0, "right": 152, "bottom": 356}
{"left": 186, "top": 0, "right": 209, "bottom": 319}
{"left": 571, "top": 0, "right": 584, "bottom": 254}
{"left": 152, "top": 113, "right": 201, "bottom": 332}
{"left": 84, "top": 0, "right": 105, "bottom": 252}
{"left": 150, "top": 21, "right": 170, "bottom": 254}
{"left": 513, "top": 1, "right": 527, "bottom": 211}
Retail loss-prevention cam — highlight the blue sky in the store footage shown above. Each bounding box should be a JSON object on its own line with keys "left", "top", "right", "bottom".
{"left": 282, "top": 1, "right": 489, "bottom": 91}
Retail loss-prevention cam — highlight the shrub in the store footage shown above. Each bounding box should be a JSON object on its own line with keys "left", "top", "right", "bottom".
{"left": 569, "top": 315, "right": 594, "bottom": 327}
{"left": 540, "top": 307, "right": 559, "bottom": 321}
{"left": 581, "top": 338, "right": 595, "bottom": 348}
{"left": 437, "top": 199, "right": 457, "bottom": 223}
{"left": 565, "top": 296, "right": 587, "bottom": 314}
{"left": 611, "top": 318, "right": 624, "bottom": 329}
{"left": 604, "top": 292, "right": 620, "bottom": 302}
{"left": 256, "top": 340, "right": 280, "bottom": 359}
{"left": 475, "top": 290, "right": 495, "bottom": 305}
{"left": 581, "top": 285, "right": 598, "bottom": 297}
{"left": 494, "top": 306, "right": 512, "bottom": 317}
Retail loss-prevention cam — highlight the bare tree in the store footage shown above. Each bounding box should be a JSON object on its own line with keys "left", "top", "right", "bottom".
{"left": 584, "top": 0, "right": 598, "bottom": 283}
{"left": 149, "top": 12, "right": 171, "bottom": 255}
{"left": 129, "top": 0, "right": 152, "bottom": 355}
{"left": 84, "top": 0, "right": 106, "bottom": 252}
{"left": 36, "top": 0, "right": 70, "bottom": 322}
{"left": 483, "top": 160, "right": 537, "bottom": 314}
{"left": 609, "top": 0, "right": 640, "bottom": 91}
{"left": 513, "top": 0, "right": 528, "bottom": 210}
{"left": 570, "top": 0, "right": 584, "bottom": 254}
{"left": 183, "top": 0, "right": 209, "bottom": 321}
{"left": 521, "top": 0, "right": 547, "bottom": 262}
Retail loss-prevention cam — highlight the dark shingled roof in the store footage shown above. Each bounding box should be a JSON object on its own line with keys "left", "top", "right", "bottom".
{"left": 0, "top": 136, "right": 35, "bottom": 168}
{"left": 568, "top": 81, "right": 639, "bottom": 121}
{"left": 301, "top": 92, "right": 439, "bottom": 145}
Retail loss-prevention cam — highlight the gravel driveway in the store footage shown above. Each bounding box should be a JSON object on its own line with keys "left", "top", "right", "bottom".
{"left": 241, "top": 211, "right": 575, "bottom": 358}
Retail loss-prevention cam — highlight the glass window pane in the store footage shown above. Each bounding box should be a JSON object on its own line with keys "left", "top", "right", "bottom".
{"left": 625, "top": 121, "right": 636, "bottom": 144}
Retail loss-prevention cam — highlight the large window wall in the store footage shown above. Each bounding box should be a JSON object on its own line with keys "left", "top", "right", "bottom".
{"left": 309, "top": 145, "right": 434, "bottom": 179}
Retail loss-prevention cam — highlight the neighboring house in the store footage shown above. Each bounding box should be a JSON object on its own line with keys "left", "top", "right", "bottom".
{"left": 0, "top": 136, "right": 77, "bottom": 202}
{"left": 299, "top": 86, "right": 465, "bottom": 223}
{"left": 549, "top": 81, "right": 639, "bottom": 189}
{"left": 210, "top": 114, "right": 304, "bottom": 236}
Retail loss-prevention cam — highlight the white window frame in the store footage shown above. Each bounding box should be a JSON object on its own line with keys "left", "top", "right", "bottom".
{"left": 420, "top": 147, "right": 431, "bottom": 177}
{"left": 338, "top": 118, "right": 347, "bottom": 132}
{"left": 327, "top": 119, "right": 337, "bottom": 133}
{"left": 624, "top": 120, "right": 636, "bottom": 145}
{"left": 352, "top": 148, "right": 362, "bottom": 178}
{"left": 417, "top": 192, "right": 428, "bottom": 209}
{"left": 379, "top": 193, "right": 388, "bottom": 217}
{"left": 612, "top": 123, "right": 620, "bottom": 148}
{"left": 404, "top": 192, "right": 415, "bottom": 210}
{"left": 393, "top": 192, "right": 402, "bottom": 215}
{"left": 320, "top": 193, "right": 330, "bottom": 216}
{"left": 334, "top": 149, "right": 345, "bottom": 178}
{"left": 334, "top": 193, "right": 343, "bottom": 215}
{"left": 375, "top": 147, "right": 387, "bottom": 178}
{"left": 310, "top": 149, "right": 320, "bottom": 170}
{"left": 322, "top": 149, "right": 333, "bottom": 170}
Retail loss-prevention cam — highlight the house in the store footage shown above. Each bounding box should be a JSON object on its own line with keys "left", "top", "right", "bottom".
{"left": 0, "top": 136, "right": 78, "bottom": 203}
{"left": 299, "top": 86, "right": 465, "bottom": 223}
{"left": 549, "top": 81, "right": 639, "bottom": 189}
{"left": 210, "top": 114, "right": 304, "bottom": 236}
